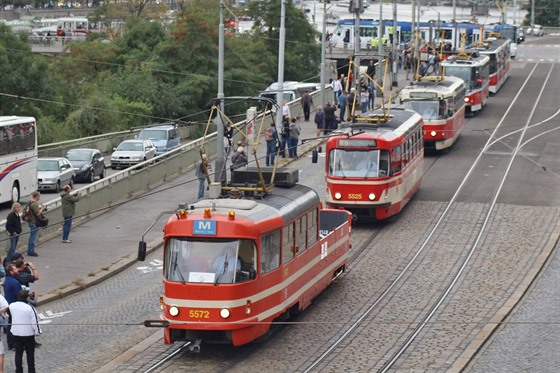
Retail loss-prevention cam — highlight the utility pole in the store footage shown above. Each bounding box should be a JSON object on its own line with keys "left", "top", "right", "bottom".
{"left": 392, "top": 0, "right": 398, "bottom": 87}
{"left": 320, "top": 0, "right": 327, "bottom": 108}
{"left": 215, "top": 0, "right": 225, "bottom": 184}
{"left": 351, "top": 0, "right": 363, "bottom": 86}
{"left": 530, "top": 0, "right": 535, "bottom": 28}
{"left": 276, "top": 0, "right": 286, "bottom": 128}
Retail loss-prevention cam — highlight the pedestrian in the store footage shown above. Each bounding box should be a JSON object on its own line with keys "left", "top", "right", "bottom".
{"left": 368, "top": 81, "right": 375, "bottom": 110}
{"left": 314, "top": 105, "right": 325, "bottom": 137}
{"left": 331, "top": 75, "right": 343, "bottom": 105}
{"left": 195, "top": 154, "right": 211, "bottom": 200}
{"left": 231, "top": 146, "right": 248, "bottom": 171}
{"left": 288, "top": 118, "right": 301, "bottom": 158}
{"left": 366, "top": 59, "right": 376, "bottom": 82}
{"left": 347, "top": 88, "right": 356, "bottom": 117}
{"left": 9, "top": 290, "right": 41, "bottom": 373}
{"left": 404, "top": 52, "right": 412, "bottom": 80}
{"left": 279, "top": 115, "right": 290, "bottom": 158}
{"left": 360, "top": 87, "right": 369, "bottom": 113}
{"left": 338, "top": 91, "right": 347, "bottom": 123}
{"left": 282, "top": 100, "right": 291, "bottom": 121}
{"left": 264, "top": 123, "right": 278, "bottom": 167}
{"left": 26, "top": 192, "right": 45, "bottom": 257}
{"left": 323, "top": 102, "right": 337, "bottom": 135}
{"left": 0, "top": 292, "right": 8, "bottom": 373}
{"left": 60, "top": 184, "right": 81, "bottom": 243}
{"left": 3, "top": 263, "right": 21, "bottom": 352}
{"left": 5, "top": 202, "right": 22, "bottom": 263}
{"left": 300, "top": 91, "right": 313, "bottom": 121}
{"left": 13, "top": 254, "right": 39, "bottom": 310}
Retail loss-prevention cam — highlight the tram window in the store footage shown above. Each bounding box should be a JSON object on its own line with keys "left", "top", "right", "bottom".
{"left": 261, "top": 230, "right": 281, "bottom": 274}
{"left": 378, "top": 150, "right": 390, "bottom": 176}
{"left": 282, "top": 224, "right": 295, "bottom": 264}
{"left": 390, "top": 146, "right": 402, "bottom": 174}
{"left": 307, "top": 209, "right": 318, "bottom": 246}
{"left": 438, "top": 101, "right": 446, "bottom": 120}
{"left": 296, "top": 216, "right": 307, "bottom": 255}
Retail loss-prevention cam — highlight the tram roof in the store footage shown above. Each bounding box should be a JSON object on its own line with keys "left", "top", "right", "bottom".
{"left": 190, "top": 184, "right": 319, "bottom": 225}
{"left": 400, "top": 75, "right": 464, "bottom": 91}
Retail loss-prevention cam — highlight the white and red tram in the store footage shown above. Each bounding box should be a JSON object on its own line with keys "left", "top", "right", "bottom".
{"left": 322, "top": 108, "right": 424, "bottom": 221}
{"left": 441, "top": 53, "right": 490, "bottom": 115}
{"left": 473, "top": 38, "right": 511, "bottom": 94}
{"left": 140, "top": 182, "right": 352, "bottom": 346}
{"left": 399, "top": 76, "right": 466, "bottom": 151}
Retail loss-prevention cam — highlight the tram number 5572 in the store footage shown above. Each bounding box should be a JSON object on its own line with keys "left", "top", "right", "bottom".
{"left": 189, "top": 309, "right": 210, "bottom": 319}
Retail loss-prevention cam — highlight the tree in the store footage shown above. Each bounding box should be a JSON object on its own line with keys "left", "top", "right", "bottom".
{"left": 523, "top": 0, "right": 560, "bottom": 27}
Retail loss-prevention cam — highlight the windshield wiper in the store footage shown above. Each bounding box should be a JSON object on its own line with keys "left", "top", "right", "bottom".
{"left": 214, "top": 252, "right": 228, "bottom": 286}
{"left": 172, "top": 255, "right": 186, "bottom": 284}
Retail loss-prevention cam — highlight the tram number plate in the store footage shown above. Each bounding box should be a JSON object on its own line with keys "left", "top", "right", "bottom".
{"left": 189, "top": 309, "right": 210, "bottom": 319}
{"left": 348, "top": 194, "right": 362, "bottom": 199}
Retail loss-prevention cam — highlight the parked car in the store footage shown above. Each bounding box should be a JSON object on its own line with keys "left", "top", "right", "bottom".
{"left": 532, "top": 24, "right": 544, "bottom": 36}
{"left": 136, "top": 124, "right": 180, "bottom": 156}
{"left": 65, "top": 148, "right": 106, "bottom": 183}
{"left": 110, "top": 139, "right": 157, "bottom": 169}
{"left": 37, "top": 157, "right": 75, "bottom": 192}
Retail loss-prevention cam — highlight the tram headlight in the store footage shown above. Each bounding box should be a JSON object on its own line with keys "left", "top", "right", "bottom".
{"left": 334, "top": 192, "right": 342, "bottom": 200}
{"left": 169, "top": 306, "right": 179, "bottom": 317}
{"left": 220, "top": 308, "right": 231, "bottom": 319}
{"left": 464, "top": 97, "right": 470, "bottom": 103}
{"left": 430, "top": 131, "right": 437, "bottom": 137}
{"left": 368, "top": 193, "right": 376, "bottom": 201}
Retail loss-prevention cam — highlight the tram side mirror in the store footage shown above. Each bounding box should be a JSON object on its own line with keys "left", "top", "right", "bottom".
{"left": 138, "top": 240, "right": 147, "bottom": 261}
{"left": 312, "top": 150, "right": 318, "bottom": 163}
{"left": 318, "top": 146, "right": 322, "bottom": 153}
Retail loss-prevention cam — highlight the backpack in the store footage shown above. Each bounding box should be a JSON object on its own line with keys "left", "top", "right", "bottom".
{"left": 265, "top": 128, "right": 274, "bottom": 142}
{"left": 21, "top": 203, "right": 32, "bottom": 222}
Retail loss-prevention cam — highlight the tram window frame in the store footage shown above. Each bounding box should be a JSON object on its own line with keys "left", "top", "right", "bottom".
{"left": 390, "top": 145, "right": 401, "bottom": 175}
{"left": 282, "top": 223, "right": 295, "bottom": 264}
{"left": 260, "top": 230, "right": 281, "bottom": 275}
{"left": 307, "top": 208, "right": 318, "bottom": 247}
{"left": 296, "top": 215, "right": 307, "bottom": 255}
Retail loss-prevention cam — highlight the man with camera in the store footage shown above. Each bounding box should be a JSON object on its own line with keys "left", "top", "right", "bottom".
{"left": 60, "top": 184, "right": 81, "bottom": 244}
{"left": 26, "top": 192, "right": 46, "bottom": 257}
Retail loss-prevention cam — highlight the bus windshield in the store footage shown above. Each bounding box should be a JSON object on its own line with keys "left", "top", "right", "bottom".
{"left": 328, "top": 149, "right": 389, "bottom": 178}
{"left": 164, "top": 238, "right": 256, "bottom": 284}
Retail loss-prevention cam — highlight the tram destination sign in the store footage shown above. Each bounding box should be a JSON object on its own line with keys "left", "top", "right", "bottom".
{"left": 338, "top": 139, "right": 377, "bottom": 148}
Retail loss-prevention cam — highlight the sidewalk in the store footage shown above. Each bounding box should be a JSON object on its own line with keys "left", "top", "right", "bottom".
{"left": 20, "top": 66, "right": 409, "bottom": 307}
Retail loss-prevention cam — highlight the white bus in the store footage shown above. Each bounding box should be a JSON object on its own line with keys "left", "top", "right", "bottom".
{"left": 0, "top": 116, "right": 38, "bottom": 205}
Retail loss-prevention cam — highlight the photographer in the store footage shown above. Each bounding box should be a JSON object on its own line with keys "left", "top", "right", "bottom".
{"left": 26, "top": 191, "right": 46, "bottom": 257}
{"left": 12, "top": 253, "right": 39, "bottom": 307}
{"left": 60, "top": 184, "right": 81, "bottom": 244}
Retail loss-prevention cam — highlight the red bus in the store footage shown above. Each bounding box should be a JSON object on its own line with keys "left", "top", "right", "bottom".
{"left": 321, "top": 108, "right": 424, "bottom": 221}
{"left": 441, "top": 53, "right": 490, "bottom": 115}
{"left": 399, "top": 76, "right": 466, "bottom": 151}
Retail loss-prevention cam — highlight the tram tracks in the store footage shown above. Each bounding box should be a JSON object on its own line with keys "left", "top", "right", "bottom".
{"left": 300, "top": 62, "right": 559, "bottom": 372}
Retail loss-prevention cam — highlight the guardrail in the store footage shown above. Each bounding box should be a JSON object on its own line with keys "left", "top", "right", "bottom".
{"left": 0, "top": 88, "right": 331, "bottom": 254}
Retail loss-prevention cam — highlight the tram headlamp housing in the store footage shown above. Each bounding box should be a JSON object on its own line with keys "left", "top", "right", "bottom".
{"left": 368, "top": 193, "right": 376, "bottom": 201}
{"left": 430, "top": 131, "right": 437, "bottom": 137}
{"left": 464, "top": 97, "right": 470, "bottom": 103}
{"left": 220, "top": 308, "right": 231, "bottom": 319}
{"left": 169, "top": 306, "right": 179, "bottom": 317}
{"left": 334, "top": 192, "right": 342, "bottom": 200}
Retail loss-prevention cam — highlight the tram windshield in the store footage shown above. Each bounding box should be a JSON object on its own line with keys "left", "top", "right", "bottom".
{"left": 403, "top": 100, "right": 442, "bottom": 121}
{"left": 328, "top": 149, "right": 389, "bottom": 178}
{"left": 164, "top": 238, "right": 257, "bottom": 284}
{"left": 444, "top": 66, "right": 474, "bottom": 89}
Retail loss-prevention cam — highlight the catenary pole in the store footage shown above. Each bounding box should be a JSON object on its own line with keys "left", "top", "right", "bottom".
{"left": 215, "top": 0, "right": 225, "bottom": 184}
{"left": 320, "top": 0, "right": 327, "bottom": 108}
{"left": 276, "top": 0, "right": 286, "bottom": 128}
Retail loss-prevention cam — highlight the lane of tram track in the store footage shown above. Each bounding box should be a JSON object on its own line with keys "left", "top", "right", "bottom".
{"left": 298, "top": 62, "right": 560, "bottom": 372}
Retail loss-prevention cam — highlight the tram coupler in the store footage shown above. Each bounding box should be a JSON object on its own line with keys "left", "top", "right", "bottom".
{"left": 143, "top": 319, "right": 169, "bottom": 328}
{"left": 189, "top": 339, "right": 202, "bottom": 353}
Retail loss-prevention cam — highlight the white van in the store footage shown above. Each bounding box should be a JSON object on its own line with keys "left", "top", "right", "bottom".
{"left": 137, "top": 124, "right": 180, "bottom": 156}
{"left": 259, "top": 81, "right": 321, "bottom": 105}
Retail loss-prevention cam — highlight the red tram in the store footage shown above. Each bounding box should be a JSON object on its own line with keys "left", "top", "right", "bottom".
{"left": 140, "top": 182, "right": 352, "bottom": 346}
{"left": 399, "top": 76, "right": 466, "bottom": 150}
{"left": 473, "top": 38, "right": 511, "bottom": 93}
{"left": 441, "top": 53, "right": 490, "bottom": 115}
{"left": 322, "top": 108, "right": 424, "bottom": 221}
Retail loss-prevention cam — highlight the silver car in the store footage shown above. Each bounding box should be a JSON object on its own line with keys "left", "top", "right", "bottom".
{"left": 37, "top": 157, "right": 75, "bottom": 192}
{"left": 110, "top": 139, "right": 157, "bottom": 169}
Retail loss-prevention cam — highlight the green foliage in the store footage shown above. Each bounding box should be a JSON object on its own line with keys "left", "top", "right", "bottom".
{"left": 0, "top": 0, "right": 323, "bottom": 144}
{"left": 523, "top": 0, "right": 560, "bottom": 27}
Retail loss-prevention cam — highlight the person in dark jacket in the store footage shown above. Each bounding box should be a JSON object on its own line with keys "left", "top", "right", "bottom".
{"left": 60, "top": 184, "right": 81, "bottom": 243}
{"left": 323, "top": 102, "right": 338, "bottom": 135}
{"left": 5, "top": 203, "right": 22, "bottom": 263}
{"left": 300, "top": 91, "right": 314, "bottom": 121}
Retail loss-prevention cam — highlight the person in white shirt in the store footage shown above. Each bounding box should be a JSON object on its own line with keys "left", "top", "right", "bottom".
{"left": 332, "top": 76, "right": 343, "bottom": 105}
{"left": 0, "top": 294, "right": 9, "bottom": 373}
{"left": 9, "top": 290, "right": 41, "bottom": 373}
{"left": 282, "top": 100, "right": 291, "bottom": 120}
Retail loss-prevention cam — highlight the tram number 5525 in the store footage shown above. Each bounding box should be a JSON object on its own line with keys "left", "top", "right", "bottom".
{"left": 189, "top": 309, "right": 210, "bottom": 319}
{"left": 348, "top": 194, "right": 362, "bottom": 199}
